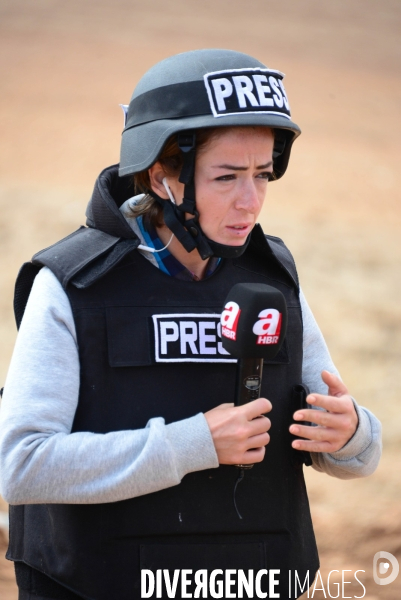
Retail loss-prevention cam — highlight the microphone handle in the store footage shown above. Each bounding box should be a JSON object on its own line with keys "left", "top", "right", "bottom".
{"left": 234, "top": 357, "right": 264, "bottom": 469}
{"left": 235, "top": 357, "right": 263, "bottom": 406}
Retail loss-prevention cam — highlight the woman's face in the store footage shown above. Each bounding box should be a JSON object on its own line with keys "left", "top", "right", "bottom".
{"left": 166, "top": 127, "right": 275, "bottom": 247}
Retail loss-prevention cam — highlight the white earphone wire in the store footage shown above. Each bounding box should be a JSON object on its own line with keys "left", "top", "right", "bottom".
{"left": 162, "top": 177, "right": 177, "bottom": 205}
{"left": 137, "top": 231, "right": 174, "bottom": 254}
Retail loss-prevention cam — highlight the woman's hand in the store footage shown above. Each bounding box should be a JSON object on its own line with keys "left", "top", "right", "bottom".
{"left": 204, "top": 398, "right": 272, "bottom": 465}
{"left": 290, "top": 371, "right": 359, "bottom": 453}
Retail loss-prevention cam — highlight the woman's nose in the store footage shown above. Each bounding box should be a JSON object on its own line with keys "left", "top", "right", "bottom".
{"left": 234, "top": 180, "right": 261, "bottom": 213}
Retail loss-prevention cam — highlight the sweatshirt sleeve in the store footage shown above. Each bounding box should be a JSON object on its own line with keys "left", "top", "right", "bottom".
{"left": 300, "top": 289, "right": 382, "bottom": 479}
{"left": 0, "top": 267, "right": 218, "bottom": 505}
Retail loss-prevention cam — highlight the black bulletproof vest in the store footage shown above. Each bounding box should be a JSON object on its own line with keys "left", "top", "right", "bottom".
{"left": 8, "top": 227, "right": 318, "bottom": 600}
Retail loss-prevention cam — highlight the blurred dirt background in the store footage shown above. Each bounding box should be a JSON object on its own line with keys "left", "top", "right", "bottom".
{"left": 0, "top": 0, "right": 400, "bottom": 598}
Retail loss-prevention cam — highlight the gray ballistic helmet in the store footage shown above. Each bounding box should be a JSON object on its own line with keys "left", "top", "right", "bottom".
{"left": 119, "top": 49, "right": 301, "bottom": 260}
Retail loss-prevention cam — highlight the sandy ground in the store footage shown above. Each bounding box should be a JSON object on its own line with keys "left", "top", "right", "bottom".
{"left": 0, "top": 1, "right": 400, "bottom": 598}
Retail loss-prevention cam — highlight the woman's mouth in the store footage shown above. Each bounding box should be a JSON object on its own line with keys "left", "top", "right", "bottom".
{"left": 226, "top": 224, "right": 252, "bottom": 235}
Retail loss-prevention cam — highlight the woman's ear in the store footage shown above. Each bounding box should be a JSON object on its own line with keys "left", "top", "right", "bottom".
{"left": 148, "top": 162, "right": 169, "bottom": 199}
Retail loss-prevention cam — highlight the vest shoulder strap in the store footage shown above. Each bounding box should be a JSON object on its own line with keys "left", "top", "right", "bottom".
{"left": 250, "top": 224, "right": 299, "bottom": 289}
{"left": 32, "top": 226, "right": 140, "bottom": 289}
{"left": 265, "top": 234, "right": 299, "bottom": 289}
{"left": 32, "top": 226, "right": 121, "bottom": 288}
{"left": 14, "top": 226, "right": 139, "bottom": 329}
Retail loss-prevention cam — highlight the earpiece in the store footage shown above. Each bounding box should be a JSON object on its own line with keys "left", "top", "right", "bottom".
{"left": 162, "top": 178, "right": 177, "bottom": 205}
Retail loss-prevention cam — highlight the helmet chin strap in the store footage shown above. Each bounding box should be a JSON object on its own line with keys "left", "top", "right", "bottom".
{"left": 205, "top": 236, "right": 251, "bottom": 259}
{"left": 151, "top": 132, "right": 251, "bottom": 261}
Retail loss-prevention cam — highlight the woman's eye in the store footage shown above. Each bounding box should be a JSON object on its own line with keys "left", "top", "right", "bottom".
{"left": 215, "top": 174, "right": 236, "bottom": 181}
{"left": 257, "top": 171, "right": 274, "bottom": 180}
{"left": 214, "top": 172, "right": 274, "bottom": 182}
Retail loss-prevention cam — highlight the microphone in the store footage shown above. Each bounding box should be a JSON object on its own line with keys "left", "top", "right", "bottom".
{"left": 220, "top": 283, "right": 288, "bottom": 468}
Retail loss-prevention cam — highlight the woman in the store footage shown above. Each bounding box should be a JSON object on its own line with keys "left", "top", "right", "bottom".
{"left": 0, "top": 49, "right": 381, "bottom": 600}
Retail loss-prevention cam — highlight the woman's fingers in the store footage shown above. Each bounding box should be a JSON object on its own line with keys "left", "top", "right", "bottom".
{"left": 204, "top": 398, "right": 272, "bottom": 465}
{"left": 290, "top": 371, "right": 358, "bottom": 454}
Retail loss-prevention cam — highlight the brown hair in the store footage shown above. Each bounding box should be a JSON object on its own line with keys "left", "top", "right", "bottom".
{"left": 131, "top": 126, "right": 273, "bottom": 227}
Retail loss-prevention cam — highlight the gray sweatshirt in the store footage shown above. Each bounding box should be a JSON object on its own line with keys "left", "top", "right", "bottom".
{"left": 0, "top": 257, "right": 381, "bottom": 505}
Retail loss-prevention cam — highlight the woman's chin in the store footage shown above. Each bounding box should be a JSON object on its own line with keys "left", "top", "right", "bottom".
{"left": 208, "top": 235, "right": 249, "bottom": 247}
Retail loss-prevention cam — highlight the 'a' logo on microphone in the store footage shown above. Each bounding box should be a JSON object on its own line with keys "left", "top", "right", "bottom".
{"left": 221, "top": 301, "right": 241, "bottom": 341}
{"left": 252, "top": 308, "right": 282, "bottom": 345}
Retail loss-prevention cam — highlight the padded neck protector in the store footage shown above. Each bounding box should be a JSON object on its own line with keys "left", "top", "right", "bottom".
{"left": 150, "top": 132, "right": 251, "bottom": 261}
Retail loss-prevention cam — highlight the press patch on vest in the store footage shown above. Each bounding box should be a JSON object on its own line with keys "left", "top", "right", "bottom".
{"left": 204, "top": 68, "right": 291, "bottom": 119}
{"left": 153, "top": 314, "right": 236, "bottom": 363}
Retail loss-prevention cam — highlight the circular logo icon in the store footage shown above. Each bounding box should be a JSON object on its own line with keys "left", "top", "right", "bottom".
{"left": 373, "top": 551, "right": 399, "bottom": 586}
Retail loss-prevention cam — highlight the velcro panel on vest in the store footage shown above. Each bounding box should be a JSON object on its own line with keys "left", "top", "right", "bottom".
{"left": 32, "top": 227, "right": 123, "bottom": 289}
{"left": 105, "top": 307, "right": 290, "bottom": 367}
{"left": 107, "top": 307, "right": 153, "bottom": 366}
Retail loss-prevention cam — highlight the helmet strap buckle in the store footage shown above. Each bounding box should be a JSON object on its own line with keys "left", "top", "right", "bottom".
{"left": 177, "top": 132, "right": 196, "bottom": 154}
